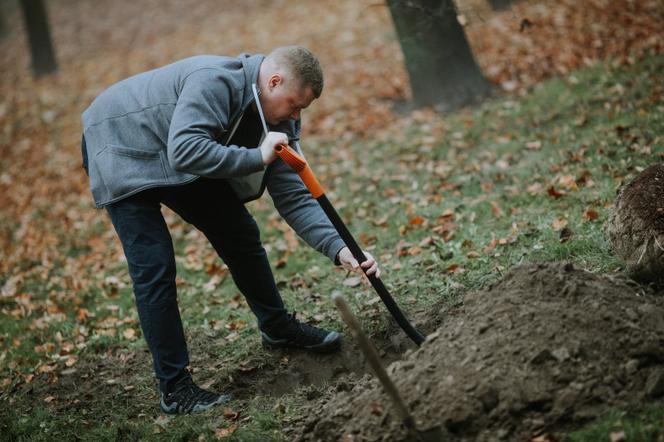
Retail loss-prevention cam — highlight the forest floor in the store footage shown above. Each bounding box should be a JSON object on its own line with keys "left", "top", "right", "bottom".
{"left": 1, "top": 0, "right": 663, "bottom": 440}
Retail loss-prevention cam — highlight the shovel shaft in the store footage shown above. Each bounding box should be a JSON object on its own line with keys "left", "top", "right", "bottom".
{"left": 333, "top": 293, "right": 415, "bottom": 428}
{"left": 274, "top": 144, "right": 425, "bottom": 346}
{"left": 317, "top": 195, "right": 425, "bottom": 346}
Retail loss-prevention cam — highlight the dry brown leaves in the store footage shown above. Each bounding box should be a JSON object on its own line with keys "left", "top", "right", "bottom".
{"left": 0, "top": 0, "right": 662, "bottom": 348}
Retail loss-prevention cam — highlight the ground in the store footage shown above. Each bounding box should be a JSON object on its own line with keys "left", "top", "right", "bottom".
{"left": 1, "top": 0, "right": 663, "bottom": 441}
{"left": 290, "top": 262, "right": 664, "bottom": 441}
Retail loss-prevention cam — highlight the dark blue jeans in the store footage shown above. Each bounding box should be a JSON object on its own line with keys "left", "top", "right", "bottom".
{"left": 104, "top": 175, "right": 288, "bottom": 393}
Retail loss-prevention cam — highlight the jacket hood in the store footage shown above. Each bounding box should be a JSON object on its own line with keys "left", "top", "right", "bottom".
{"left": 239, "top": 53, "right": 265, "bottom": 111}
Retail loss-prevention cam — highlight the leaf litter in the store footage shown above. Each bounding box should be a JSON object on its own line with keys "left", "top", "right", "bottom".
{"left": 0, "top": 0, "right": 662, "bottom": 438}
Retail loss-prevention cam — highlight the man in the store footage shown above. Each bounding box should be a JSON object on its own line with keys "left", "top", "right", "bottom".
{"left": 81, "top": 46, "right": 379, "bottom": 414}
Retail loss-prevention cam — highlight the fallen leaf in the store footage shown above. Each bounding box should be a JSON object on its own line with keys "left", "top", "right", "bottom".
{"left": 284, "top": 229, "right": 298, "bottom": 252}
{"left": 214, "top": 425, "right": 237, "bottom": 439}
{"left": 223, "top": 408, "right": 241, "bottom": 421}
{"left": 558, "top": 175, "right": 578, "bottom": 191}
{"left": 609, "top": 431, "right": 626, "bottom": 442}
{"left": 418, "top": 236, "right": 435, "bottom": 247}
{"left": 582, "top": 209, "right": 599, "bottom": 221}
{"left": 34, "top": 342, "right": 55, "bottom": 354}
{"left": 483, "top": 237, "right": 498, "bottom": 253}
{"left": 359, "top": 232, "right": 377, "bottom": 246}
{"left": 547, "top": 186, "right": 565, "bottom": 199}
{"left": 154, "top": 415, "right": 171, "bottom": 427}
{"left": 343, "top": 276, "right": 362, "bottom": 287}
{"left": 65, "top": 355, "right": 78, "bottom": 367}
{"left": 123, "top": 328, "right": 137, "bottom": 340}
{"left": 525, "top": 140, "right": 541, "bottom": 150}
{"left": 38, "top": 364, "right": 56, "bottom": 373}
{"left": 373, "top": 215, "right": 389, "bottom": 227}
{"left": 552, "top": 218, "right": 568, "bottom": 231}
{"left": 226, "top": 320, "right": 247, "bottom": 331}
{"left": 408, "top": 246, "right": 422, "bottom": 255}
{"left": 446, "top": 264, "right": 460, "bottom": 273}
{"left": 490, "top": 201, "right": 503, "bottom": 218}
{"left": 409, "top": 216, "right": 425, "bottom": 226}
{"left": 526, "top": 182, "right": 543, "bottom": 195}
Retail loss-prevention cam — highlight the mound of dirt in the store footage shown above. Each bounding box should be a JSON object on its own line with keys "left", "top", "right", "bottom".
{"left": 606, "top": 163, "right": 664, "bottom": 285}
{"left": 287, "top": 262, "right": 664, "bottom": 441}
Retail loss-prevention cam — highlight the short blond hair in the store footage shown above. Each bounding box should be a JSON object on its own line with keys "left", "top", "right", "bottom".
{"left": 268, "top": 46, "right": 324, "bottom": 98}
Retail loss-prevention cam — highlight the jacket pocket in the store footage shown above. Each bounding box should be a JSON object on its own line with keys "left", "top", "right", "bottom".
{"left": 95, "top": 144, "right": 167, "bottom": 198}
{"left": 103, "top": 144, "right": 160, "bottom": 160}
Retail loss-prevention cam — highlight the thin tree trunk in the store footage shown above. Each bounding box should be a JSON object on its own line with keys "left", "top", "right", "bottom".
{"left": 20, "top": 0, "right": 57, "bottom": 77}
{"left": 488, "top": 0, "right": 512, "bottom": 11}
{"left": 0, "top": 3, "right": 7, "bottom": 38}
{"left": 387, "top": 0, "right": 491, "bottom": 111}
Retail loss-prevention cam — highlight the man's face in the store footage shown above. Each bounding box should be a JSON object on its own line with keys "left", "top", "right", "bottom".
{"left": 261, "top": 75, "right": 315, "bottom": 125}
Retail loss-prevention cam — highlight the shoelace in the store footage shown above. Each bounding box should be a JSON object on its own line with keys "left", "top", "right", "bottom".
{"left": 168, "top": 377, "right": 219, "bottom": 413}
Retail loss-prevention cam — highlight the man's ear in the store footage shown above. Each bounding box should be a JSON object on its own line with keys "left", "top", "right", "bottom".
{"left": 268, "top": 74, "right": 282, "bottom": 91}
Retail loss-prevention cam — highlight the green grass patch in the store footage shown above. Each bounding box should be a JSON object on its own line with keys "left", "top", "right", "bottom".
{"left": 569, "top": 403, "right": 664, "bottom": 442}
{"left": 1, "top": 54, "right": 663, "bottom": 440}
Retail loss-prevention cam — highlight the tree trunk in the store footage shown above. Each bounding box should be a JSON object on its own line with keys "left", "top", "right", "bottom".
{"left": 488, "top": 0, "right": 512, "bottom": 11}
{"left": 20, "top": 0, "right": 57, "bottom": 77}
{"left": 0, "top": 2, "right": 7, "bottom": 38}
{"left": 387, "top": 0, "right": 491, "bottom": 111}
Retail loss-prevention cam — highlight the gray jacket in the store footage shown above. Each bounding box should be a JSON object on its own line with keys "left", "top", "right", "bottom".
{"left": 82, "top": 54, "right": 344, "bottom": 262}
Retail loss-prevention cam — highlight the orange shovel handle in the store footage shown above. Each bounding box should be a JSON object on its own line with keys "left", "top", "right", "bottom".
{"left": 274, "top": 144, "right": 325, "bottom": 198}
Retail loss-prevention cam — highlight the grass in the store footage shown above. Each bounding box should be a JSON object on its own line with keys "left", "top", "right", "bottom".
{"left": 569, "top": 404, "right": 664, "bottom": 442}
{"left": 1, "top": 54, "right": 663, "bottom": 441}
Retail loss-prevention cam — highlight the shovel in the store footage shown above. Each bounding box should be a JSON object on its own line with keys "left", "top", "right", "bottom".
{"left": 333, "top": 293, "right": 443, "bottom": 442}
{"left": 251, "top": 84, "right": 425, "bottom": 346}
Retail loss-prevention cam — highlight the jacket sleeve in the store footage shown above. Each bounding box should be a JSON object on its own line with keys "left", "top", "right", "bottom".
{"left": 266, "top": 137, "right": 346, "bottom": 263}
{"left": 167, "top": 68, "right": 264, "bottom": 177}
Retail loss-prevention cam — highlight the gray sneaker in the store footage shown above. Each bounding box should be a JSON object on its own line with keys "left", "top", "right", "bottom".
{"left": 160, "top": 376, "right": 231, "bottom": 414}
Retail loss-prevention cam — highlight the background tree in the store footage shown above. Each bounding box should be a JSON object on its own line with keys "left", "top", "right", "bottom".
{"left": 488, "top": 0, "right": 512, "bottom": 11}
{"left": 20, "top": 0, "right": 57, "bottom": 77}
{"left": 0, "top": 1, "right": 8, "bottom": 38}
{"left": 387, "top": 0, "right": 491, "bottom": 111}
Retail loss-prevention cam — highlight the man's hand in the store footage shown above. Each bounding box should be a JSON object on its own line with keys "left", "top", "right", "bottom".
{"left": 337, "top": 247, "right": 381, "bottom": 278}
{"left": 260, "top": 131, "right": 289, "bottom": 165}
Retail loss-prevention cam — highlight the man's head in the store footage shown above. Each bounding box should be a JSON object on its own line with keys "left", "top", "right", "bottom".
{"left": 257, "top": 46, "right": 323, "bottom": 125}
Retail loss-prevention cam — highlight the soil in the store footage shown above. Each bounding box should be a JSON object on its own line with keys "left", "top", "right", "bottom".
{"left": 6, "top": 262, "right": 664, "bottom": 441}
{"left": 285, "top": 262, "right": 664, "bottom": 442}
{"left": 3, "top": 319, "right": 408, "bottom": 420}
{"left": 606, "top": 163, "right": 664, "bottom": 285}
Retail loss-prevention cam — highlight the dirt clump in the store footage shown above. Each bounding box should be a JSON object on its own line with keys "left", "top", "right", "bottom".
{"left": 606, "top": 163, "right": 664, "bottom": 285}
{"left": 287, "top": 262, "right": 664, "bottom": 441}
